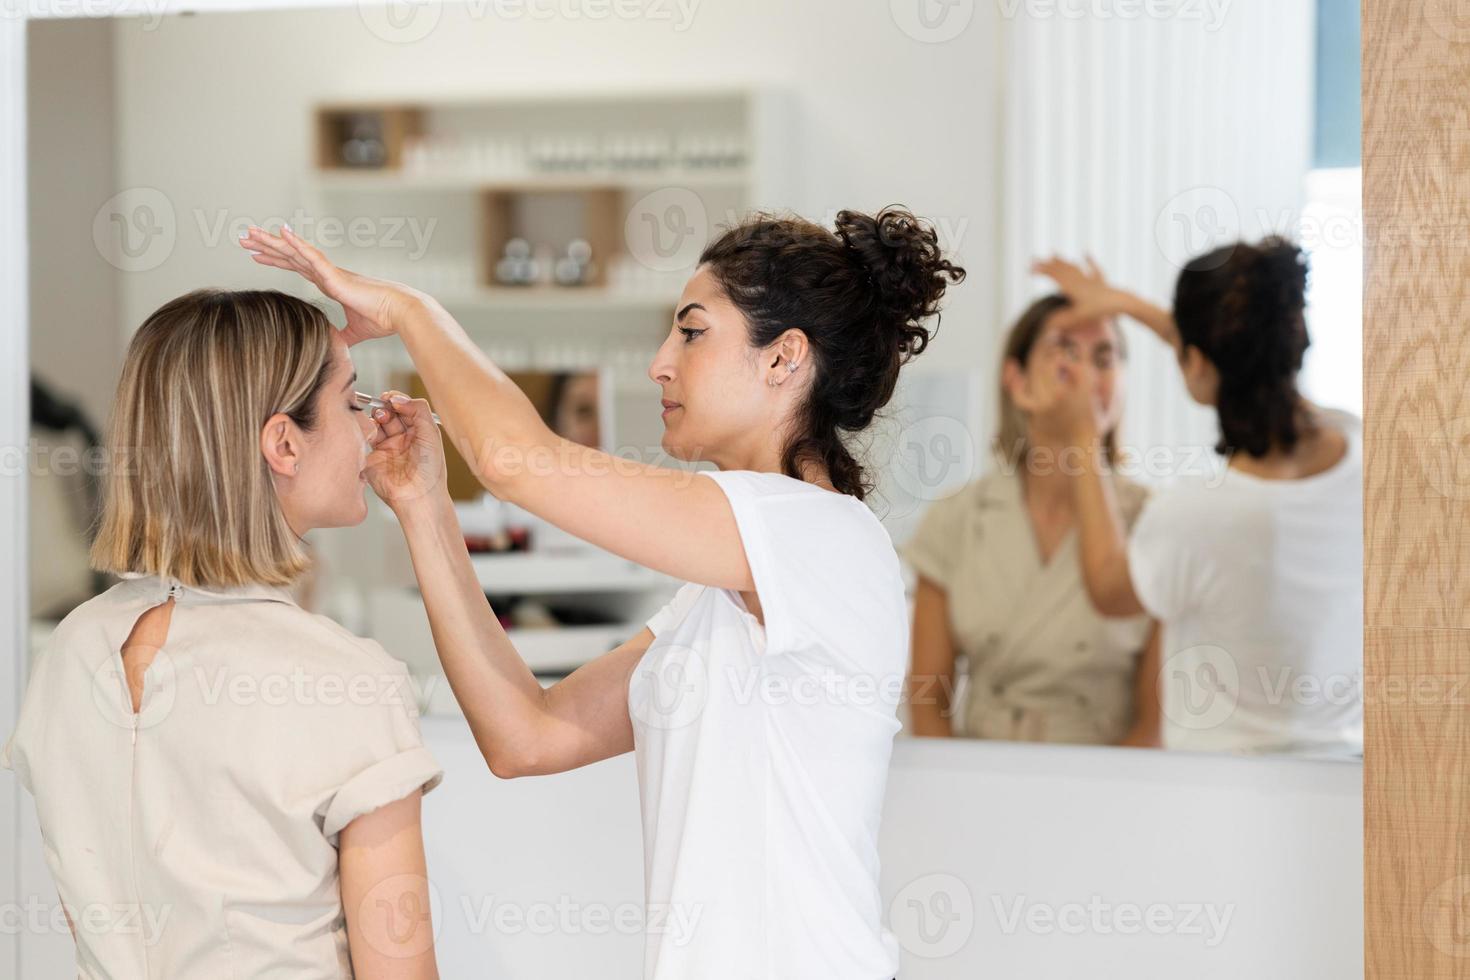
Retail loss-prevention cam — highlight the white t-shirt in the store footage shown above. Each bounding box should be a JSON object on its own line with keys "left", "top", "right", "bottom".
{"left": 1128, "top": 410, "right": 1364, "bottom": 756}
{"left": 630, "top": 470, "right": 905, "bottom": 980}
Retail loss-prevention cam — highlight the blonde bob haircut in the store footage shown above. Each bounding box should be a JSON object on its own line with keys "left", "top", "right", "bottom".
{"left": 90, "top": 288, "right": 337, "bottom": 587}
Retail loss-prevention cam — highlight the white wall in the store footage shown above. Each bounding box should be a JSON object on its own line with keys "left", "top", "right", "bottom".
{"left": 105, "top": 1, "right": 1002, "bottom": 370}
{"left": 999, "top": 0, "right": 1317, "bottom": 472}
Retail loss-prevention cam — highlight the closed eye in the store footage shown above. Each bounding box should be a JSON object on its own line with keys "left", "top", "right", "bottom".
{"left": 677, "top": 326, "right": 705, "bottom": 343}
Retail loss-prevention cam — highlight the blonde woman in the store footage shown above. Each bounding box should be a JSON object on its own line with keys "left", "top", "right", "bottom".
{"left": 2, "top": 290, "right": 444, "bottom": 978}
{"left": 904, "top": 295, "right": 1163, "bottom": 746}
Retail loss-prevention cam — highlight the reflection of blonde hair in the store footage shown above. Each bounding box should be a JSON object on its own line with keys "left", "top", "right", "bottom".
{"left": 91, "top": 289, "right": 336, "bottom": 587}
{"left": 993, "top": 294, "right": 1124, "bottom": 469}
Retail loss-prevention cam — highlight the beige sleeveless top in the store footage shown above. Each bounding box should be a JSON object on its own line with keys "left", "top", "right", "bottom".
{"left": 903, "top": 470, "right": 1153, "bottom": 744}
{"left": 2, "top": 573, "right": 442, "bottom": 979}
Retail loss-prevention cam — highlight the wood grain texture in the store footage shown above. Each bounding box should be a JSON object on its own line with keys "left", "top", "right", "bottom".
{"left": 1365, "top": 0, "right": 1470, "bottom": 975}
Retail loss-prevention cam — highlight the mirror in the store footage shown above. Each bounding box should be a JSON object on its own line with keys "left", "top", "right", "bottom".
{"left": 23, "top": 4, "right": 1360, "bottom": 757}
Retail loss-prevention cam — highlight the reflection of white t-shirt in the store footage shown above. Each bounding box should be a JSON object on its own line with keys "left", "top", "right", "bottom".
{"left": 630, "top": 469, "right": 905, "bottom": 980}
{"left": 1128, "top": 410, "right": 1363, "bottom": 756}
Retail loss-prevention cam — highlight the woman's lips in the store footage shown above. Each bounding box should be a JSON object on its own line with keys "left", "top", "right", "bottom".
{"left": 661, "top": 400, "right": 682, "bottom": 419}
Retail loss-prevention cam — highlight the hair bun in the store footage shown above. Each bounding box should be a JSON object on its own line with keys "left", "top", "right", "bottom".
{"left": 834, "top": 206, "right": 966, "bottom": 358}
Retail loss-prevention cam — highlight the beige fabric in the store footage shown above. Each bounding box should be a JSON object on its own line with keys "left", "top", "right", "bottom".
{"left": 903, "top": 470, "right": 1153, "bottom": 744}
{"left": 2, "top": 573, "right": 442, "bottom": 979}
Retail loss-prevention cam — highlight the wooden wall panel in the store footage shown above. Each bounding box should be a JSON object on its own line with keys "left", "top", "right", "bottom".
{"left": 1364, "top": 0, "right": 1470, "bottom": 975}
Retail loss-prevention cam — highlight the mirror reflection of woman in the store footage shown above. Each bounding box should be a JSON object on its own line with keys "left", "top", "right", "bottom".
{"left": 241, "top": 207, "right": 963, "bottom": 980}
{"left": 1036, "top": 240, "right": 1363, "bottom": 757}
{"left": 904, "top": 296, "right": 1162, "bottom": 746}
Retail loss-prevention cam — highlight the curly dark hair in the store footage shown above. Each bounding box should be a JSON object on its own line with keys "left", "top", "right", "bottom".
{"left": 697, "top": 206, "right": 966, "bottom": 499}
{"left": 1173, "top": 236, "right": 1312, "bottom": 458}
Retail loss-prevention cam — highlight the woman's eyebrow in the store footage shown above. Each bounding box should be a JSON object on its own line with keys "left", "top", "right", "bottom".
{"left": 676, "top": 302, "right": 707, "bottom": 322}
{"left": 342, "top": 370, "right": 357, "bottom": 392}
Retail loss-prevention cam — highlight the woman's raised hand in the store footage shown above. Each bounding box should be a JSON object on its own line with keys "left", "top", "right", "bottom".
{"left": 238, "top": 225, "right": 426, "bottom": 346}
{"left": 1031, "top": 255, "right": 1127, "bottom": 331}
{"left": 363, "top": 390, "right": 449, "bottom": 512}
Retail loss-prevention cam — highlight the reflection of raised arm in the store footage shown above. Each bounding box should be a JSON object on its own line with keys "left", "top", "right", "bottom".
{"left": 1031, "top": 256, "right": 1180, "bottom": 355}
{"left": 1066, "top": 430, "right": 1147, "bottom": 618}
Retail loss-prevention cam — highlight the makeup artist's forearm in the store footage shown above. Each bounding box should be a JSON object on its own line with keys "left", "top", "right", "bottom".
{"left": 396, "top": 298, "right": 553, "bottom": 487}
{"left": 1069, "top": 439, "right": 1145, "bottom": 617}
{"left": 392, "top": 493, "right": 550, "bottom": 773}
{"left": 393, "top": 295, "right": 754, "bottom": 591}
{"left": 1118, "top": 292, "right": 1180, "bottom": 354}
{"left": 393, "top": 493, "right": 643, "bottom": 776}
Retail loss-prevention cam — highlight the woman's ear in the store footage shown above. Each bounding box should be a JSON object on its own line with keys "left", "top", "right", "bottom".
{"left": 1179, "top": 345, "right": 1221, "bottom": 407}
{"left": 260, "top": 413, "right": 302, "bottom": 478}
{"left": 767, "top": 329, "right": 812, "bottom": 385}
{"left": 1002, "top": 357, "right": 1036, "bottom": 413}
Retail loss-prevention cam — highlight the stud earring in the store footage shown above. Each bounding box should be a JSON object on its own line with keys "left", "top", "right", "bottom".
{"left": 293, "top": 463, "right": 300, "bottom": 474}
{"left": 788, "top": 361, "right": 798, "bottom": 373}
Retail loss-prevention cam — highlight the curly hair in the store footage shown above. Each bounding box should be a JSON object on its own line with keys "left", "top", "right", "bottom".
{"left": 697, "top": 206, "right": 966, "bottom": 498}
{"left": 1173, "top": 236, "right": 1311, "bottom": 458}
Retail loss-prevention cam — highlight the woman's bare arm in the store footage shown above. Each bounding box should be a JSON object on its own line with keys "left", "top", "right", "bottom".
{"left": 339, "top": 791, "right": 439, "bottom": 979}
{"left": 239, "top": 224, "right": 755, "bottom": 594}
{"left": 907, "top": 576, "right": 957, "bottom": 737}
{"left": 393, "top": 298, "right": 754, "bottom": 592}
{"left": 1119, "top": 622, "right": 1163, "bottom": 747}
{"left": 393, "top": 487, "right": 650, "bottom": 778}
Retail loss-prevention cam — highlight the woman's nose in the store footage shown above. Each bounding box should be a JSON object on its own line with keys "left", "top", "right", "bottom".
{"left": 648, "top": 343, "right": 676, "bottom": 385}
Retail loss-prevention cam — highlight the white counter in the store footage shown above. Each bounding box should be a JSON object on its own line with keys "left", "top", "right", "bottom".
{"left": 16, "top": 721, "right": 1361, "bottom": 978}
{"left": 415, "top": 720, "right": 1361, "bottom": 979}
